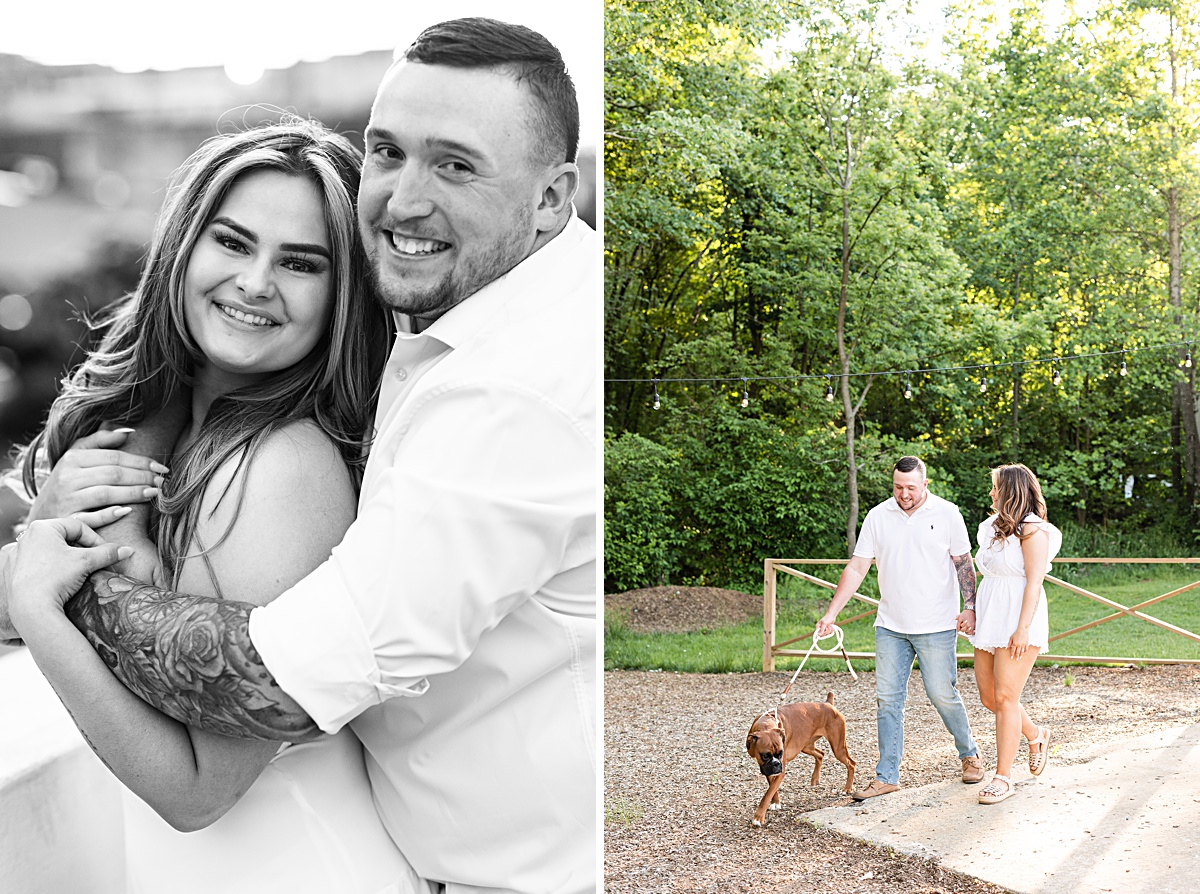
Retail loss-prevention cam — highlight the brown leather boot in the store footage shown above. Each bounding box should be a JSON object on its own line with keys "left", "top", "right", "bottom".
{"left": 962, "top": 755, "right": 985, "bottom": 783}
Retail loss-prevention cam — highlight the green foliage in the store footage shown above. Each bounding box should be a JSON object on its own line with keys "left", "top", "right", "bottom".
{"left": 605, "top": 0, "right": 1200, "bottom": 590}
{"left": 603, "top": 433, "right": 686, "bottom": 592}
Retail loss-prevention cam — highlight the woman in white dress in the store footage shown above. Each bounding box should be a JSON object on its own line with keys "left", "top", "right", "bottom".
{"left": 965, "top": 463, "right": 1060, "bottom": 805}
{"left": 8, "top": 121, "right": 423, "bottom": 893}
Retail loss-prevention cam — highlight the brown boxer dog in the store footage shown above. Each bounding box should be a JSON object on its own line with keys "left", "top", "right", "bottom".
{"left": 745, "top": 692, "right": 855, "bottom": 826}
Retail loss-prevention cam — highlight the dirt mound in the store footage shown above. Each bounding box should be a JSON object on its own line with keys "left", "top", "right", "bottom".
{"left": 604, "top": 585, "right": 760, "bottom": 632}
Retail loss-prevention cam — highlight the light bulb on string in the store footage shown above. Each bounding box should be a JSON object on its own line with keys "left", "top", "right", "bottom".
{"left": 904, "top": 371, "right": 912, "bottom": 400}
{"left": 1119, "top": 353, "right": 1128, "bottom": 377}
{"left": 652, "top": 378, "right": 661, "bottom": 411}
{"left": 979, "top": 375, "right": 987, "bottom": 394}
{"left": 825, "top": 376, "right": 834, "bottom": 402}
{"left": 1052, "top": 363, "right": 1061, "bottom": 387}
{"left": 741, "top": 378, "right": 749, "bottom": 408}
{"left": 1186, "top": 350, "right": 1193, "bottom": 369}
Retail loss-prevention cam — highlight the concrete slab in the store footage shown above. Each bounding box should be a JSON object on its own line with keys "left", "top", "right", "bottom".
{"left": 806, "top": 723, "right": 1200, "bottom": 894}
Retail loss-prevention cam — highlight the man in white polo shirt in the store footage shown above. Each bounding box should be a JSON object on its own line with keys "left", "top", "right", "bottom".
{"left": 816, "top": 455, "right": 983, "bottom": 799}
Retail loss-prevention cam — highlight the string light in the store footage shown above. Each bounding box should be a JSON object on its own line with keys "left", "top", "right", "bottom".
{"left": 1119, "top": 352, "right": 1128, "bottom": 376}
{"left": 1052, "top": 363, "right": 1061, "bottom": 387}
{"left": 825, "top": 376, "right": 835, "bottom": 401}
{"left": 1186, "top": 350, "right": 1193, "bottom": 369}
{"left": 741, "top": 378, "right": 749, "bottom": 408}
{"left": 903, "top": 371, "right": 912, "bottom": 400}
{"left": 652, "top": 378, "right": 660, "bottom": 410}
{"left": 979, "top": 375, "right": 987, "bottom": 394}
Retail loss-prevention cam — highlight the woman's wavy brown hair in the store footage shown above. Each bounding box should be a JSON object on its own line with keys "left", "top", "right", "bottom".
{"left": 15, "top": 117, "right": 392, "bottom": 588}
{"left": 990, "top": 463, "right": 1048, "bottom": 546}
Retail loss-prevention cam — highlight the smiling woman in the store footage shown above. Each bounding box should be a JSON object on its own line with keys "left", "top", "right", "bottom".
{"left": 18, "top": 119, "right": 390, "bottom": 582}
{"left": 183, "top": 169, "right": 335, "bottom": 390}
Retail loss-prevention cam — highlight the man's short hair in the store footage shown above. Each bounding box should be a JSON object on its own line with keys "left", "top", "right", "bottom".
{"left": 400, "top": 17, "right": 580, "bottom": 166}
{"left": 894, "top": 456, "right": 927, "bottom": 479}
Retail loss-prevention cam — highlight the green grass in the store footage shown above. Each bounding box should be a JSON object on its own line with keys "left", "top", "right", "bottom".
{"left": 604, "top": 562, "right": 1200, "bottom": 672}
{"left": 1044, "top": 563, "right": 1200, "bottom": 661}
{"left": 604, "top": 797, "right": 643, "bottom": 828}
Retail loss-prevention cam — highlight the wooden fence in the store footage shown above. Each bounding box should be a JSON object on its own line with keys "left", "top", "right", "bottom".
{"left": 762, "top": 557, "right": 1200, "bottom": 671}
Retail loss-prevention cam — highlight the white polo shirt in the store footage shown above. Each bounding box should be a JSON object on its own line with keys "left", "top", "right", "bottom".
{"left": 249, "top": 214, "right": 597, "bottom": 894}
{"left": 852, "top": 492, "right": 971, "bottom": 634}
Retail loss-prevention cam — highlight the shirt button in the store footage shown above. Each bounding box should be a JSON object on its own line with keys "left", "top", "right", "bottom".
{"left": 395, "top": 368, "right": 408, "bottom": 381}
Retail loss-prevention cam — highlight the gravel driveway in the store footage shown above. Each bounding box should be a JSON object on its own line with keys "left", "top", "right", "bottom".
{"left": 603, "top": 664, "right": 1200, "bottom": 893}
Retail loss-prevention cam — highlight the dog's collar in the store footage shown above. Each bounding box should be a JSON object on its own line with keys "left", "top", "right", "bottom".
{"left": 755, "top": 707, "right": 783, "bottom": 729}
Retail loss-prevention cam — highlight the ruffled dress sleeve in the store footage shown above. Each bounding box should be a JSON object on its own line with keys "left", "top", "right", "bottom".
{"left": 1021, "top": 514, "right": 1062, "bottom": 573}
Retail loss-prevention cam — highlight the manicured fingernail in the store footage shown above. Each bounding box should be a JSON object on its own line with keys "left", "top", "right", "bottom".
{"left": 143, "top": 487, "right": 160, "bottom": 499}
{"left": 114, "top": 506, "right": 132, "bottom": 517}
{"left": 112, "top": 427, "right": 136, "bottom": 434}
{"left": 116, "top": 547, "right": 134, "bottom": 560}
{"left": 153, "top": 476, "right": 165, "bottom": 488}
{"left": 150, "top": 462, "right": 170, "bottom": 474}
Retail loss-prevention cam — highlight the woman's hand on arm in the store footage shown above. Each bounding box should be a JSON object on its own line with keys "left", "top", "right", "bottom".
{"left": 25, "top": 429, "right": 167, "bottom": 523}
{"left": 23, "top": 427, "right": 168, "bottom": 581}
{"left": 6, "top": 518, "right": 132, "bottom": 631}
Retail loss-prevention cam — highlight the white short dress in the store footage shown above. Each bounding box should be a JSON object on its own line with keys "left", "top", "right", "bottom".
{"left": 969, "top": 514, "right": 1061, "bottom": 654}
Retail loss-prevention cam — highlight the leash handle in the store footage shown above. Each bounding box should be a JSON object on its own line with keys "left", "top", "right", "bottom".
{"left": 779, "top": 626, "right": 858, "bottom": 701}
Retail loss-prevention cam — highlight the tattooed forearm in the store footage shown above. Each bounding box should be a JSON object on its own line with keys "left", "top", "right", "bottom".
{"left": 65, "top": 570, "right": 322, "bottom": 742}
{"left": 952, "top": 554, "right": 977, "bottom": 611}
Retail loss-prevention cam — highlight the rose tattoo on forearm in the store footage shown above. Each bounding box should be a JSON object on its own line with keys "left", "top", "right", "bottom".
{"left": 66, "top": 571, "right": 322, "bottom": 742}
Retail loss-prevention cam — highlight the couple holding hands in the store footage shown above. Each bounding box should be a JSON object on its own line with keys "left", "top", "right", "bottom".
{"left": 0, "top": 16, "right": 595, "bottom": 894}
{"left": 817, "top": 456, "right": 1059, "bottom": 806}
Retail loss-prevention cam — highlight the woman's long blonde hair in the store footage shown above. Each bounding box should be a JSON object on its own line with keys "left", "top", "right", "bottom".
{"left": 16, "top": 118, "right": 392, "bottom": 587}
{"left": 990, "top": 463, "right": 1048, "bottom": 546}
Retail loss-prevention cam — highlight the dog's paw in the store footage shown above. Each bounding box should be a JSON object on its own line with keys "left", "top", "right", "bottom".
{"left": 768, "top": 802, "right": 781, "bottom": 811}
{"left": 751, "top": 818, "right": 763, "bottom": 827}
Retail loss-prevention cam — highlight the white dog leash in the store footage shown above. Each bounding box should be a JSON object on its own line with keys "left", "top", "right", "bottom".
{"left": 779, "top": 627, "right": 858, "bottom": 701}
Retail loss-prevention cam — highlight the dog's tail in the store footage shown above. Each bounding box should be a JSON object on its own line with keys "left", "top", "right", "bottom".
{"left": 826, "top": 691, "right": 835, "bottom": 704}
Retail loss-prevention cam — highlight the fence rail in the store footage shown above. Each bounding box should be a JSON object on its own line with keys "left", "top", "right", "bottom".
{"left": 762, "top": 557, "right": 1200, "bottom": 671}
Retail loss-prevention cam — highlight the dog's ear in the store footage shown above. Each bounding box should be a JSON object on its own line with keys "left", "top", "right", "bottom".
{"left": 746, "top": 732, "right": 759, "bottom": 751}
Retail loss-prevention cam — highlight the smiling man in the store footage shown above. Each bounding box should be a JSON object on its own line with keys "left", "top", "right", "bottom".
{"left": 359, "top": 50, "right": 578, "bottom": 324}
{"left": 816, "top": 456, "right": 984, "bottom": 800}
{"left": 2, "top": 17, "right": 596, "bottom": 894}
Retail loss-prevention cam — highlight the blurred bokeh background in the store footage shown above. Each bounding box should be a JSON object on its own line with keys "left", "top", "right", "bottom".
{"left": 0, "top": 1, "right": 600, "bottom": 548}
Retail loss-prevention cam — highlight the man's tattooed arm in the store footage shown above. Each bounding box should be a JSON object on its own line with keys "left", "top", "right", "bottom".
{"left": 952, "top": 553, "right": 977, "bottom": 611}
{"left": 65, "top": 569, "right": 323, "bottom": 742}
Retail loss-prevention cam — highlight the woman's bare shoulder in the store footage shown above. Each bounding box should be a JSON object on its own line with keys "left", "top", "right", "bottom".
{"left": 182, "top": 419, "right": 356, "bottom": 604}
{"left": 211, "top": 420, "right": 351, "bottom": 505}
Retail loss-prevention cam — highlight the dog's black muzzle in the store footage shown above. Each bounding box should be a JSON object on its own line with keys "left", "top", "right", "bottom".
{"left": 760, "top": 753, "right": 783, "bottom": 776}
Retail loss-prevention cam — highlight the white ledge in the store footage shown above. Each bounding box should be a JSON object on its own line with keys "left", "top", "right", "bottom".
{"left": 0, "top": 647, "right": 124, "bottom": 892}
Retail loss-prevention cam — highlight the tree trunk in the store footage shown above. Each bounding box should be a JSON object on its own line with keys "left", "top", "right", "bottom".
{"left": 838, "top": 193, "right": 858, "bottom": 555}
{"left": 1171, "top": 401, "right": 1184, "bottom": 498}
{"left": 1184, "top": 369, "right": 1200, "bottom": 508}
{"left": 1011, "top": 367, "right": 1021, "bottom": 459}
{"left": 1165, "top": 16, "right": 1199, "bottom": 511}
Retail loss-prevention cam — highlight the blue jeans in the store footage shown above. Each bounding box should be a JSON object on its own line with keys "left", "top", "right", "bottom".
{"left": 874, "top": 626, "right": 978, "bottom": 785}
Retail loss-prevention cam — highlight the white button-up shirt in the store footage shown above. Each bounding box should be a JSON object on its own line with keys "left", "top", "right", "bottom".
{"left": 250, "top": 215, "right": 598, "bottom": 894}
{"left": 852, "top": 492, "right": 972, "bottom": 634}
